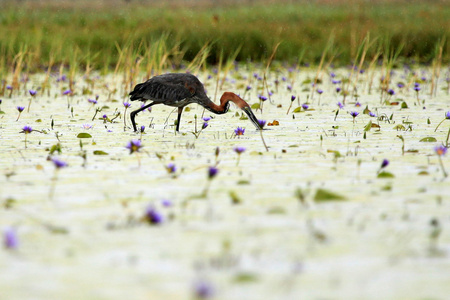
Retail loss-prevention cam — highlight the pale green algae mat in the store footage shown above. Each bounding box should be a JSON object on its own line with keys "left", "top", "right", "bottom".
{"left": 0, "top": 66, "right": 450, "bottom": 300}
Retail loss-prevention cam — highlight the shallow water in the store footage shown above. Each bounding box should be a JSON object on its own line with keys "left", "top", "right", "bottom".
{"left": 1, "top": 67, "right": 449, "bottom": 299}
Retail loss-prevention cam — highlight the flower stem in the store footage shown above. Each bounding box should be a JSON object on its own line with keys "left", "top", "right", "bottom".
{"left": 260, "top": 129, "right": 269, "bottom": 152}
{"left": 136, "top": 152, "right": 141, "bottom": 168}
{"left": 438, "top": 155, "right": 448, "bottom": 178}
{"left": 49, "top": 170, "right": 59, "bottom": 201}
{"left": 27, "top": 98, "right": 32, "bottom": 113}
{"left": 434, "top": 118, "right": 446, "bottom": 132}
{"left": 445, "top": 128, "right": 450, "bottom": 147}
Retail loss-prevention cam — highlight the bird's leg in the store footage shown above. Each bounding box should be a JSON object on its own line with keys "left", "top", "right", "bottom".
{"left": 130, "top": 102, "right": 157, "bottom": 132}
{"left": 176, "top": 107, "right": 183, "bottom": 132}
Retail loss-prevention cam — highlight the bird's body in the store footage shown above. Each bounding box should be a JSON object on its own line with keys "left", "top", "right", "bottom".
{"left": 129, "top": 73, "right": 259, "bottom": 132}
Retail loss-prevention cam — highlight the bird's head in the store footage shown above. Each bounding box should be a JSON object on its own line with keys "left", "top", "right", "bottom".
{"left": 220, "top": 92, "right": 260, "bottom": 129}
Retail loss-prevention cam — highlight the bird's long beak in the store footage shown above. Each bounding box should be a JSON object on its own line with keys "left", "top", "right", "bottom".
{"left": 242, "top": 106, "right": 260, "bottom": 129}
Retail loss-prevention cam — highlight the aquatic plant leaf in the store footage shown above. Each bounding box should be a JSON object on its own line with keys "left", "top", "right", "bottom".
{"left": 93, "top": 150, "right": 108, "bottom": 155}
{"left": 237, "top": 180, "right": 250, "bottom": 185}
{"left": 292, "top": 107, "right": 302, "bottom": 113}
{"left": 229, "top": 191, "right": 242, "bottom": 204}
{"left": 419, "top": 137, "right": 437, "bottom": 142}
{"left": 377, "top": 171, "right": 395, "bottom": 178}
{"left": 251, "top": 103, "right": 260, "bottom": 110}
{"left": 233, "top": 273, "right": 259, "bottom": 283}
{"left": 49, "top": 143, "right": 62, "bottom": 155}
{"left": 401, "top": 102, "right": 408, "bottom": 109}
{"left": 313, "top": 189, "right": 346, "bottom": 202}
{"left": 77, "top": 133, "right": 92, "bottom": 138}
{"left": 393, "top": 124, "right": 406, "bottom": 131}
{"left": 364, "top": 121, "right": 372, "bottom": 131}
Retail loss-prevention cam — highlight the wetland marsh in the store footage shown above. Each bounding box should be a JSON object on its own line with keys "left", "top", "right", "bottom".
{"left": 1, "top": 0, "right": 449, "bottom": 299}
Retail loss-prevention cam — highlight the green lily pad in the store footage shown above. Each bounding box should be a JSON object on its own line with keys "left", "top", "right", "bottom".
{"left": 233, "top": 272, "right": 259, "bottom": 283}
{"left": 419, "top": 137, "right": 437, "bottom": 142}
{"left": 77, "top": 133, "right": 92, "bottom": 138}
{"left": 377, "top": 171, "right": 395, "bottom": 178}
{"left": 251, "top": 103, "right": 260, "bottom": 110}
{"left": 93, "top": 150, "right": 108, "bottom": 155}
{"left": 313, "top": 188, "right": 346, "bottom": 202}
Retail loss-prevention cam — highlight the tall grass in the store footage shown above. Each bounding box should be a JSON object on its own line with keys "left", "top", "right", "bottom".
{"left": 0, "top": 0, "right": 448, "bottom": 74}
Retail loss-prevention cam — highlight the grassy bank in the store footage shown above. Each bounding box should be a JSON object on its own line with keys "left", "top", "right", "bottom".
{"left": 0, "top": 0, "right": 448, "bottom": 72}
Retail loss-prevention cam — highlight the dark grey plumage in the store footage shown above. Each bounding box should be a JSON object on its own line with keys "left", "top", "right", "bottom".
{"left": 130, "top": 73, "right": 202, "bottom": 107}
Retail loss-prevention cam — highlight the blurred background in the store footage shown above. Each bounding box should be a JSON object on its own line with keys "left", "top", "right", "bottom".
{"left": 0, "top": 0, "right": 448, "bottom": 71}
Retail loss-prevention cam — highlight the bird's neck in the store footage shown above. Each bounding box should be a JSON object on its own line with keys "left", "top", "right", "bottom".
{"left": 204, "top": 99, "right": 230, "bottom": 115}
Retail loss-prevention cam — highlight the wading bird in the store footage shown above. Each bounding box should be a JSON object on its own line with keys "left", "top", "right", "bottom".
{"left": 129, "top": 73, "right": 260, "bottom": 132}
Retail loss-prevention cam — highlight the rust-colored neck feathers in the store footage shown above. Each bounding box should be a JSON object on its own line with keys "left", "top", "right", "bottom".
{"left": 221, "top": 92, "right": 250, "bottom": 109}
{"left": 208, "top": 92, "right": 249, "bottom": 112}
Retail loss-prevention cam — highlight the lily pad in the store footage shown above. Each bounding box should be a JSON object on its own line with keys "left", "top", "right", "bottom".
{"left": 377, "top": 171, "right": 395, "bottom": 178}
{"left": 93, "top": 150, "right": 108, "bottom": 155}
{"left": 77, "top": 133, "right": 92, "bottom": 138}
{"left": 313, "top": 188, "right": 346, "bottom": 202}
{"left": 233, "top": 272, "right": 259, "bottom": 283}
{"left": 251, "top": 103, "right": 260, "bottom": 110}
{"left": 419, "top": 137, "right": 437, "bottom": 142}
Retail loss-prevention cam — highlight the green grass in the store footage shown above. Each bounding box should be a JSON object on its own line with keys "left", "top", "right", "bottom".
{"left": 0, "top": 0, "right": 448, "bottom": 72}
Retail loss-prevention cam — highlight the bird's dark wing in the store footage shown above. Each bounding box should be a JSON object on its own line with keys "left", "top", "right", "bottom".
{"left": 129, "top": 73, "right": 201, "bottom": 102}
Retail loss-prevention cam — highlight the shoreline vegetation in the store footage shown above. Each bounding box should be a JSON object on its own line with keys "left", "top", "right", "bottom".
{"left": 0, "top": 0, "right": 448, "bottom": 75}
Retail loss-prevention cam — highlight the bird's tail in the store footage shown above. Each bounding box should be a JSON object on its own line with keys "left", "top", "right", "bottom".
{"left": 129, "top": 82, "right": 146, "bottom": 101}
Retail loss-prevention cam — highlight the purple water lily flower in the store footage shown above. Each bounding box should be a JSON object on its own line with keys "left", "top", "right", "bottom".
{"left": 302, "top": 103, "right": 309, "bottom": 110}
{"left": 3, "top": 227, "right": 18, "bottom": 249}
{"left": 234, "top": 146, "right": 246, "bottom": 154}
{"left": 194, "top": 280, "right": 214, "bottom": 299}
{"left": 435, "top": 145, "right": 448, "bottom": 156}
{"left": 22, "top": 125, "right": 33, "bottom": 133}
{"left": 257, "top": 119, "right": 266, "bottom": 129}
{"left": 29, "top": 89, "right": 37, "bottom": 97}
{"left": 51, "top": 157, "right": 68, "bottom": 169}
{"left": 258, "top": 95, "right": 268, "bottom": 101}
{"left": 208, "top": 166, "right": 219, "bottom": 179}
{"left": 166, "top": 163, "right": 176, "bottom": 174}
{"left": 144, "top": 206, "right": 164, "bottom": 224}
{"left": 126, "top": 139, "right": 142, "bottom": 154}
{"left": 234, "top": 127, "right": 245, "bottom": 136}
